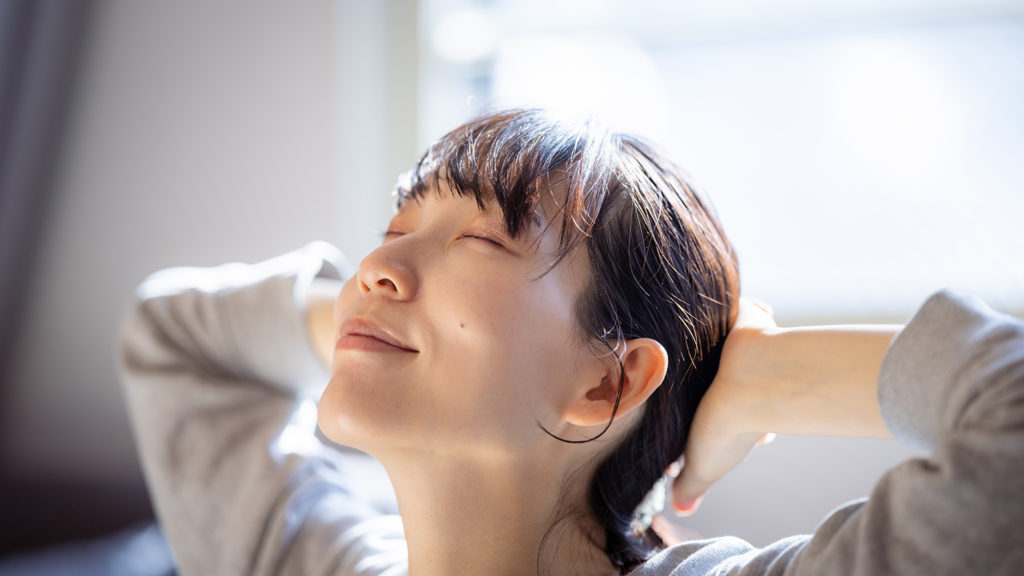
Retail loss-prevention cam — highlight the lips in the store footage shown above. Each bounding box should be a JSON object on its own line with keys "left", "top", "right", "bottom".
{"left": 337, "top": 317, "right": 418, "bottom": 353}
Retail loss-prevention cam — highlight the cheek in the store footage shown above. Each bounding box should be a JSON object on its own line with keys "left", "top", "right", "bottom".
{"left": 437, "top": 277, "right": 583, "bottom": 436}
{"left": 321, "top": 260, "right": 592, "bottom": 455}
{"left": 337, "top": 274, "right": 360, "bottom": 308}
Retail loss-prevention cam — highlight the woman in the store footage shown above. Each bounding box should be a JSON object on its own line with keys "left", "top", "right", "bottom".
{"left": 119, "top": 109, "right": 1024, "bottom": 575}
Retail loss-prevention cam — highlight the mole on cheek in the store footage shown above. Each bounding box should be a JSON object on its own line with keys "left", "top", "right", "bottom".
{"left": 459, "top": 321, "right": 465, "bottom": 329}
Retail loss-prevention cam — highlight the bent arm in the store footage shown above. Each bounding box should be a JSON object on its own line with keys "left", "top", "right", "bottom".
{"left": 675, "top": 291, "right": 1019, "bottom": 573}
{"left": 118, "top": 242, "right": 404, "bottom": 576}
{"left": 673, "top": 303, "right": 899, "bottom": 511}
{"left": 666, "top": 290, "right": 1024, "bottom": 575}
{"left": 809, "top": 290, "right": 1024, "bottom": 574}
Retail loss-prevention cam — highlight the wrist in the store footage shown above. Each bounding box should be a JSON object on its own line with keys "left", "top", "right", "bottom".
{"left": 736, "top": 327, "right": 811, "bottom": 435}
{"left": 735, "top": 325, "right": 897, "bottom": 439}
{"left": 705, "top": 326, "right": 783, "bottom": 437}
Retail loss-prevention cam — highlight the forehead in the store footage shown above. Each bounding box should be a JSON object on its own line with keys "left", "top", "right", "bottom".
{"left": 395, "top": 176, "right": 551, "bottom": 235}
{"left": 393, "top": 180, "right": 589, "bottom": 280}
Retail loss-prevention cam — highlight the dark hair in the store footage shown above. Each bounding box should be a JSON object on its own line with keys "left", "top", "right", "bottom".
{"left": 397, "top": 109, "right": 739, "bottom": 573}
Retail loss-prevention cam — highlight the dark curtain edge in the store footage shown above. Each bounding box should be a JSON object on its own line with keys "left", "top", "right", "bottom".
{"left": 0, "top": 0, "right": 94, "bottom": 395}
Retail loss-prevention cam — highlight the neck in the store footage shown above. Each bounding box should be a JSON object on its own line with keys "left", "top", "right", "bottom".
{"left": 381, "top": 450, "right": 616, "bottom": 576}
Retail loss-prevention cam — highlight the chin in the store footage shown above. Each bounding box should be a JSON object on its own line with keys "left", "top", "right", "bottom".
{"left": 317, "top": 379, "right": 414, "bottom": 452}
{"left": 317, "top": 382, "right": 370, "bottom": 446}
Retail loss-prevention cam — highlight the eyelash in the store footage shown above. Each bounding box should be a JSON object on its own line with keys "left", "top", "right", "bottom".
{"left": 379, "top": 230, "right": 505, "bottom": 249}
{"left": 460, "top": 233, "right": 505, "bottom": 248}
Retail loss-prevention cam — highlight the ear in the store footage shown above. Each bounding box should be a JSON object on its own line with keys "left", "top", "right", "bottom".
{"left": 565, "top": 338, "right": 669, "bottom": 428}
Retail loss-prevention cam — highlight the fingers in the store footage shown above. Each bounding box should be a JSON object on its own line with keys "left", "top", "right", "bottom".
{"left": 672, "top": 495, "right": 704, "bottom": 516}
{"left": 669, "top": 432, "right": 775, "bottom": 517}
{"left": 667, "top": 297, "right": 775, "bottom": 518}
{"left": 671, "top": 473, "right": 708, "bottom": 517}
{"left": 667, "top": 454, "right": 711, "bottom": 516}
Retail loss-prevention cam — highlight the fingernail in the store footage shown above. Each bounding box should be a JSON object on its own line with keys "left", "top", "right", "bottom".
{"left": 672, "top": 497, "right": 701, "bottom": 515}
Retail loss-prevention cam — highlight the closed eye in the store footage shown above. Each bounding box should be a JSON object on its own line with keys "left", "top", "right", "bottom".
{"left": 459, "top": 233, "right": 505, "bottom": 249}
{"left": 380, "top": 229, "right": 405, "bottom": 240}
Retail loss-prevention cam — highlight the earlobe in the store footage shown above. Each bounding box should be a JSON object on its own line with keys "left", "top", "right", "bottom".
{"left": 567, "top": 338, "right": 669, "bottom": 428}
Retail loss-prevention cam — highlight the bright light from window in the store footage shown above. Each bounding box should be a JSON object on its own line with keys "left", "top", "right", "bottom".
{"left": 491, "top": 34, "right": 670, "bottom": 138}
{"left": 431, "top": 8, "right": 499, "bottom": 63}
{"left": 828, "top": 37, "right": 963, "bottom": 189}
{"left": 420, "top": 1, "right": 1024, "bottom": 320}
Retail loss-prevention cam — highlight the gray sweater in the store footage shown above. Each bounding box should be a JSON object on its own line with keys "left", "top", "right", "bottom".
{"left": 118, "top": 242, "right": 1024, "bottom": 575}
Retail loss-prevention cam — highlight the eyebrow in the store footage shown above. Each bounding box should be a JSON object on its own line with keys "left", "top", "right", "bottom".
{"left": 397, "top": 190, "right": 544, "bottom": 235}
{"left": 468, "top": 196, "right": 543, "bottom": 232}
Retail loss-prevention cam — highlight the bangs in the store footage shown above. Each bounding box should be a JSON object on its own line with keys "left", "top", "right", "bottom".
{"left": 395, "top": 109, "right": 618, "bottom": 256}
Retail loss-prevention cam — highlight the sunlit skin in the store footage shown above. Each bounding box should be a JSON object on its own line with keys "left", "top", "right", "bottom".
{"left": 317, "top": 184, "right": 669, "bottom": 576}
{"left": 305, "top": 183, "right": 905, "bottom": 569}
{"left": 306, "top": 183, "right": 898, "bottom": 575}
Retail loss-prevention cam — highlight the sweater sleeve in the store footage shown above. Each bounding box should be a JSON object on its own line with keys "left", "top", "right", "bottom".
{"left": 639, "top": 290, "right": 1024, "bottom": 575}
{"left": 117, "top": 242, "right": 407, "bottom": 576}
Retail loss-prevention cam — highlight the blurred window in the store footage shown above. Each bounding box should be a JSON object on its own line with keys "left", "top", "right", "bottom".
{"left": 419, "top": 0, "right": 1024, "bottom": 319}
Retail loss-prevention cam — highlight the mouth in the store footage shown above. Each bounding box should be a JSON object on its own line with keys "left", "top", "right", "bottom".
{"left": 336, "top": 317, "right": 419, "bottom": 354}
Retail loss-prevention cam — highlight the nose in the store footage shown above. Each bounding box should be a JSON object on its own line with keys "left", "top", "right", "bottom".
{"left": 357, "top": 243, "right": 417, "bottom": 300}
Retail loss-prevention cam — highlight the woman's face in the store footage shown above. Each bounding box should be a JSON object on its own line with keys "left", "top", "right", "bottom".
{"left": 318, "top": 184, "right": 605, "bottom": 458}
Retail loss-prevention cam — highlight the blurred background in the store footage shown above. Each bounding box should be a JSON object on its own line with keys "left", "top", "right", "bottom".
{"left": 1, "top": 0, "right": 1022, "bottom": 572}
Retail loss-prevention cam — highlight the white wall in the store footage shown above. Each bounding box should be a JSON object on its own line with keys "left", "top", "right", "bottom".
{"left": 1, "top": 0, "right": 344, "bottom": 484}
{"left": 334, "top": 0, "right": 420, "bottom": 264}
